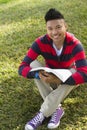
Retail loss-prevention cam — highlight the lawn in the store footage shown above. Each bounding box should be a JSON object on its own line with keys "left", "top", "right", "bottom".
{"left": 0, "top": 0, "right": 87, "bottom": 130}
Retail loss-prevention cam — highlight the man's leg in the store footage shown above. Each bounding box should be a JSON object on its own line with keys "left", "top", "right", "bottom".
{"left": 35, "top": 79, "right": 53, "bottom": 100}
{"left": 30, "top": 60, "right": 53, "bottom": 100}
{"left": 40, "top": 84, "right": 75, "bottom": 117}
{"left": 40, "top": 83, "right": 76, "bottom": 129}
{"left": 30, "top": 60, "right": 76, "bottom": 117}
{"left": 40, "top": 68, "right": 76, "bottom": 117}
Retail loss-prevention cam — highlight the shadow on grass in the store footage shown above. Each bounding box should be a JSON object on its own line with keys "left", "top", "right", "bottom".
{"left": 0, "top": 75, "right": 42, "bottom": 130}
{"left": 0, "top": 75, "right": 87, "bottom": 130}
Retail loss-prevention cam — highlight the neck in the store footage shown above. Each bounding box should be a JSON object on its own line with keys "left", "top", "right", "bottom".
{"left": 53, "top": 40, "right": 64, "bottom": 50}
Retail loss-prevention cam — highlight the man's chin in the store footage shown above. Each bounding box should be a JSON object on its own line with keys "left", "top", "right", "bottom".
{"left": 53, "top": 39, "right": 61, "bottom": 43}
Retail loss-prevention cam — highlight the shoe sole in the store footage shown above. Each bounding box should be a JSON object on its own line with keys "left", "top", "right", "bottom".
{"left": 25, "top": 124, "right": 34, "bottom": 130}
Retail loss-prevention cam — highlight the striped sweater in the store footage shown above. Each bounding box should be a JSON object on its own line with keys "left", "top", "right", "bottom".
{"left": 19, "top": 32, "right": 87, "bottom": 85}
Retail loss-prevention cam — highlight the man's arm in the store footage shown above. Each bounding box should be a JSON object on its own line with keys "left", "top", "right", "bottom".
{"left": 18, "top": 42, "right": 40, "bottom": 78}
{"left": 64, "top": 43, "right": 87, "bottom": 85}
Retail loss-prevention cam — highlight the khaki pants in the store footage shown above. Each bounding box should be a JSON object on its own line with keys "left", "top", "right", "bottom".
{"left": 30, "top": 60, "right": 76, "bottom": 117}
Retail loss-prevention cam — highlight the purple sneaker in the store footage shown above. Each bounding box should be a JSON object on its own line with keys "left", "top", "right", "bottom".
{"left": 47, "top": 107, "right": 64, "bottom": 129}
{"left": 25, "top": 111, "right": 45, "bottom": 130}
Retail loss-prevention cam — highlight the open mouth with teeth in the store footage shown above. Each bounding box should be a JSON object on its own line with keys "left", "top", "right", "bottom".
{"left": 53, "top": 34, "right": 61, "bottom": 39}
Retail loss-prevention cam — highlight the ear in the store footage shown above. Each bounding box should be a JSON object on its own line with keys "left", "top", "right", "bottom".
{"left": 65, "top": 22, "right": 68, "bottom": 31}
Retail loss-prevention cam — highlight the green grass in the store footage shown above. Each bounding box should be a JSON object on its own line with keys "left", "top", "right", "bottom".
{"left": 0, "top": 0, "right": 87, "bottom": 130}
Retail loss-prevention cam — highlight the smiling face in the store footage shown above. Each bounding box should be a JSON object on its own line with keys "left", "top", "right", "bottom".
{"left": 46, "top": 19, "right": 67, "bottom": 47}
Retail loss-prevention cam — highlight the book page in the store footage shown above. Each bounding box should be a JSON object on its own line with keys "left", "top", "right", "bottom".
{"left": 30, "top": 67, "right": 72, "bottom": 82}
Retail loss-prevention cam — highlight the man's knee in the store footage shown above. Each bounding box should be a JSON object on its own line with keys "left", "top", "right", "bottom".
{"left": 30, "top": 60, "right": 42, "bottom": 68}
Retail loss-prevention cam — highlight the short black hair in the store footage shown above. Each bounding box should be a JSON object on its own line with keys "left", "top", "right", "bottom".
{"left": 44, "top": 8, "right": 64, "bottom": 22}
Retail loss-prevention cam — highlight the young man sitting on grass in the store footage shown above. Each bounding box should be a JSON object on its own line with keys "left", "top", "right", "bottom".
{"left": 18, "top": 8, "right": 87, "bottom": 130}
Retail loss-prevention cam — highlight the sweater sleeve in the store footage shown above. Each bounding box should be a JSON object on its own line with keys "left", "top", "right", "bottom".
{"left": 64, "top": 43, "right": 87, "bottom": 85}
{"left": 18, "top": 41, "right": 41, "bottom": 78}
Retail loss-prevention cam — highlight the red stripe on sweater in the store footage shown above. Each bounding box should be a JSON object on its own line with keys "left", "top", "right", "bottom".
{"left": 36, "top": 39, "right": 55, "bottom": 54}
{"left": 46, "top": 59, "right": 74, "bottom": 68}
{"left": 27, "top": 48, "right": 38, "bottom": 60}
{"left": 74, "top": 51, "right": 86, "bottom": 60}
{"left": 72, "top": 72, "right": 84, "bottom": 84}
{"left": 66, "top": 32, "right": 80, "bottom": 44}
{"left": 22, "top": 67, "right": 30, "bottom": 77}
{"left": 63, "top": 44, "right": 76, "bottom": 54}
{"left": 77, "top": 66, "right": 87, "bottom": 73}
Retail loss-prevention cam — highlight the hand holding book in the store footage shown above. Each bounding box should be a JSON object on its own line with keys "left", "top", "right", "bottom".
{"left": 39, "top": 70, "right": 62, "bottom": 84}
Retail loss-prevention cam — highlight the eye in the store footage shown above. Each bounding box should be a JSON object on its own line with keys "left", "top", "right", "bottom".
{"left": 56, "top": 26, "right": 62, "bottom": 29}
{"left": 48, "top": 27, "right": 53, "bottom": 31}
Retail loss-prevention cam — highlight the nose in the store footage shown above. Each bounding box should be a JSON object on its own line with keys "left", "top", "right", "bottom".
{"left": 52, "top": 29, "right": 58, "bottom": 35}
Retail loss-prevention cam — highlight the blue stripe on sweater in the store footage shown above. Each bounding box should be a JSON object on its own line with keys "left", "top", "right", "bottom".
{"left": 72, "top": 44, "right": 83, "bottom": 55}
{"left": 23, "top": 56, "right": 33, "bottom": 64}
{"left": 76, "top": 59, "right": 87, "bottom": 68}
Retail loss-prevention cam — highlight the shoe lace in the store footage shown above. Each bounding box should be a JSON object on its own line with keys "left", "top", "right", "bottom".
{"left": 50, "top": 108, "right": 64, "bottom": 123}
{"left": 50, "top": 111, "right": 57, "bottom": 122}
{"left": 30, "top": 112, "right": 44, "bottom": 126}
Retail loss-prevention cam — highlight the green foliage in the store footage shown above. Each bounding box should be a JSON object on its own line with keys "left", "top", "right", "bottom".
{"left": 0, "top": 0, "right": 87, "bottom": 130}
{"left": 0, "top": 0, "right": 14, "bottom": 4}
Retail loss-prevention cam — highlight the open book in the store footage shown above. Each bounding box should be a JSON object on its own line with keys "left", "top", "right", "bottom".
{"left": 30, "top": 67, "right": 72, "bottom": 82}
